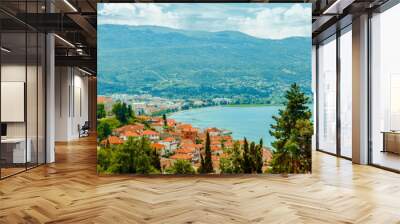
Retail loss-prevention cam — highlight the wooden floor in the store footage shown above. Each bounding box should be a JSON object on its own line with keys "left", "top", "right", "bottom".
{"left": 1, "top": 136, "right": 400, "bottom": 223}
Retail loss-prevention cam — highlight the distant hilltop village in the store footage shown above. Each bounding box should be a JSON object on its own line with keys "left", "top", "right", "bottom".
{"left": 97, "top": 95, "right": 272, "bottom": 173}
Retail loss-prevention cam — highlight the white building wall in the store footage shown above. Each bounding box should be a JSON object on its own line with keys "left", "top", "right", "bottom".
{"left": 55, "top": 67, "right": 89, "bottom": 141}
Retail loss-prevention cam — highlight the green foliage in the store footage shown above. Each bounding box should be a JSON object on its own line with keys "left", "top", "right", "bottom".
{"left": 242, "top": 138, "right": 252, "bottom": 173}
{"left": 269, "top": 83, "right": 313, "bottom": 174}
{"left": 254, "top": 139, "right": 264, "bottom": 173}
{"left": 97, "top": 122, "right": 111, "bottom": 141}
{"left": 97, "top": 137, "right": 161, "bottom": 174}
{"left": 98, "top": 117, "right": 121, "bottom": 130}
{"left": 97, "top": 117, "right": 120, "bottom": 141}
{"left": 97, "top": 103, "right": 106, "bottom": 119}
{"left": 112, "top": 101, "right": 135, "bottom": 125}
{"left": 220, "top": 140, "right": 264, "bottom": 174}
{"left": 166, "top": 160, "right": 196, "bottom": 174}
{"left": 199, "top": 132, "right": 213, "bottom": 173}
{"left": 231, "top": 141, "right": 244, "bottom": 173}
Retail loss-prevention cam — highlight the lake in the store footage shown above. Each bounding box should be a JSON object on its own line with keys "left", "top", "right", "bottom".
{"left": 170, "top": 105, "right": 282, "bottom": 147}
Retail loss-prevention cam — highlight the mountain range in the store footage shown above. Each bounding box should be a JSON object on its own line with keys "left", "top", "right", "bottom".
{"left": 98, "top": 24, "right": 312, "bottom": 104}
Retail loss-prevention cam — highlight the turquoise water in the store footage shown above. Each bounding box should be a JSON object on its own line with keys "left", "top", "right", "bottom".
{"left": 170, "top": 105, "right": 282, "bottom": 147}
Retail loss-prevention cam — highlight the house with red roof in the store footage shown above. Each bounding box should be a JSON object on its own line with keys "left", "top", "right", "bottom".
{"left": 150, "top": 122, "right": 164, "bottom": 132}
{"left": 114, "top": 124, "right": 144, "bottom": 136}
{"left": 100, "top": 136, "right": 124, "bottom": 146}
{"left": 120, "top": 131, "right": 141, "bottom": 141}
{"left": 151, "top": 143, "right": 166, "bottom": 155}
{"left": 143, "top": 130, "right": 160, "bottom": 141}
{"left": 170, "top": 153, "right": 193, "bottom": 161}
{"left": 166, "top": 119, "right": 176, "bottom": 128}
{"left": 159, "top": 137, "right": 178, "bottom": 153}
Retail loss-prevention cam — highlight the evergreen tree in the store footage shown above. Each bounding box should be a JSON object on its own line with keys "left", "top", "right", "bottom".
{"left": 97, "top": 103, "right": 106, "bottom": 119}
{"left": 269, "top": 83, "right": 313, "bottom": 174}
{"left": 112, "top": 101, "right": 134, "bottom": 125}
{"left": 201, "top": 132, "right": 213, "bottom": 173}
{"left": 163, "top": 114, "right": 168, "bottom": 127}
{"left": 198, "top": 154, "right": 206, "bottom": 174}
{"left": 231, "top": 141, "right": 243, "bottom": 173}
{"left": 249, "top": 141, "right": 257, "bottom": 173}
{"left": 103, "top": 137, "right": 160, "bottom": 174}
{"left": 97, "top": 121, "right": 111, "bottom": 141}
{"left": 150, "top": 148, "right": 161, "bottom": 170}
{"left": 242, "top": 138, "right": 252, "bottom": 173}
{"left": 255, "top": 139, "right": 264, "bottom": 173}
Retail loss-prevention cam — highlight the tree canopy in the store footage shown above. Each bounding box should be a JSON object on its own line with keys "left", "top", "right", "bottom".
{"left": 269, "top": 83, "right": 313, "bottom": 174}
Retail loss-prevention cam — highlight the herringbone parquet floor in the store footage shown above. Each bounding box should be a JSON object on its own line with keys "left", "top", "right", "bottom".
{"left": 1, "top": 136, "right": 400, "bottom": 224}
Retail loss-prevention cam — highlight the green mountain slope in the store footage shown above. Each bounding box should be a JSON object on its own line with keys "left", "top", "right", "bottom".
{"left": 98, "top": 25, "right": 311, "bottom": 104}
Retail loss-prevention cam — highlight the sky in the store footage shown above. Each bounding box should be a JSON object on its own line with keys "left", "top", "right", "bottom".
{"left": 98, "top": 3, "right": 311, "bottom": 40}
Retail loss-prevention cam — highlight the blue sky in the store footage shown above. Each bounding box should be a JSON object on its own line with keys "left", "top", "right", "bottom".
{"left": 98, "top": 3, "right": 311, "bottom": 39}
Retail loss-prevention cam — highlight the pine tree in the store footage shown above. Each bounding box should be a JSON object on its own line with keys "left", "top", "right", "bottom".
{"left": 97, "top": 103, "right": 106, "bottom": 119}
{"left": 269, "top": 83, "right": 313, "bottom": 174}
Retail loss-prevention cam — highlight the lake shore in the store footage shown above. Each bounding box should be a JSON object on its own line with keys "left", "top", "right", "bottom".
{"left": 170, "top": 105, "right": 282, "bottom": 146}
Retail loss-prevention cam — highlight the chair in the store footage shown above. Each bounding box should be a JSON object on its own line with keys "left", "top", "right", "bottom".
{"left": 79, "top": 121, "right": 90, "bottom": 138}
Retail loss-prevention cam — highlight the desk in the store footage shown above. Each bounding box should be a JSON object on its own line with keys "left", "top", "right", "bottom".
{"left": 1, "top": 138, "right": 31, "bottom": 163}
{"left": 382, "top": 131, "right": 400, "bottom": 154}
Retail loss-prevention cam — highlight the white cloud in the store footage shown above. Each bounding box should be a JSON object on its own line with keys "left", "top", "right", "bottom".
{"left": 98, "top": 3, "right": 182, "bottom": 29}
{"left": 98, "top": 3, "right": 311, "bottom": 39}
{"left": 235, "top": 4, "right": 311, "bottom": 39}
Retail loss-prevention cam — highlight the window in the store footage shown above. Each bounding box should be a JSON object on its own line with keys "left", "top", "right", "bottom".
{"left": 317, "top": 35, "right": 337, "bottom": 154}
{"left": 339, "top": 28, "right": 352, "bottom": 158}
{"left": 370, "top": 3, "right": 400, "bottom": 171}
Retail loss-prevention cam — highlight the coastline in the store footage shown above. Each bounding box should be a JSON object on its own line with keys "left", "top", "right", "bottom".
{"left": 165, "top": 103, "right": 283, "bottom": 116}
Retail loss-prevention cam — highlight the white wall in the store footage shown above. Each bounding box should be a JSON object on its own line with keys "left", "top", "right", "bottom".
{"left": 55, "top": 67, "right": 89, "bottom": 141}
{"left": 312, "top": 45, "right": 317, "bottom": 151}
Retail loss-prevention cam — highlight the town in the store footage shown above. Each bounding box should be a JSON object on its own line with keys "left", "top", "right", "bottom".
{"left": 97, "top": 95, "right": 272, "bottom": 174}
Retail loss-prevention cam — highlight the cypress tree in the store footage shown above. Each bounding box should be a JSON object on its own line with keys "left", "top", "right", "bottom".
{"left": 242, "top": 138, "right": 252, "bottom": 173}
{"left": 255, "top": 139, "right": 264, "bottom": 173}
{"left": 163, "top": 114, "right": 168, "bottom": 127}
{"left": 203, "top": 132, "right": 213, "bottom": 173}
{"left": 199, "top": 154, "right": 205, "bottom": 174}
{"left": 250, "top": 141, "right": 256, "bottom": 173}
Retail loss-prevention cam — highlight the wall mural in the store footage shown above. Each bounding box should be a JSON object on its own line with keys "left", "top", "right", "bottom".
{"left": 97, "top": 3, "right": 313, "bottom": 175}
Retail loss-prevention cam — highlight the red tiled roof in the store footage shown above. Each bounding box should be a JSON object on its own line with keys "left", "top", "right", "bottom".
{"left": 181, "top": 139, "right": 194, "bottom": 145}
{"left": 177, "top": 124, "right": 192, "bottom": 129}
{"left": 170, "top": 154, "right": 193, "bottom": 160}
{"left": 108, "top": 136, "right": 124, "bottom": 145}
{"left": 175, "top": 147, "right": 196, "bottom": 154}
{"left": 151, "top": 143, "right": 165, "bottom": 150}
{"left": 167, "top": 119, "right": 176, "bottom": 127}
{"left": 206, "top": 127, "right": 220, "bottom": 133}
{"left": 211, "top": 145, "right": 221, "bottom": 152}
{"left": 163, "top": 137, "right": 175, "bottom": 142}
{"left": 97, "top": 96, "right": 112, "bottom": 104}
{"left": 143, "top": 130, "right": 159, "bottom": 136}
{"left": 122, "top": 131, "right": 140, "bottom": 137}
{"left": 115, "top": 124, "right": 144, "bottom": 134}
